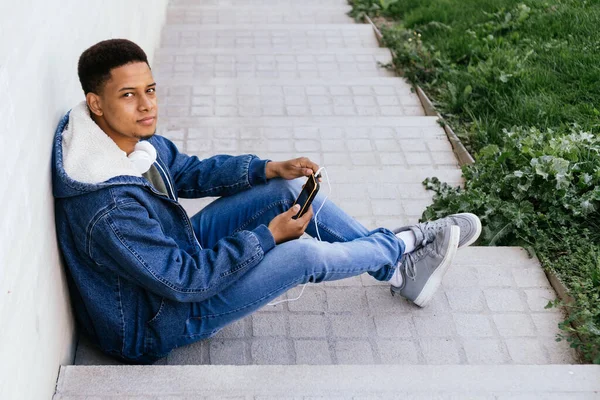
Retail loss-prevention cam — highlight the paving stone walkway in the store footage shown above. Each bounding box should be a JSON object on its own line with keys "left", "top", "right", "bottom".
{"left": 75, "top": 0, "right": 580, "bottom": 367}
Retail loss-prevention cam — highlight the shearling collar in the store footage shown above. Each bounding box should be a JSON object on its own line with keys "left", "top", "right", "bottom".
{"left": 61, "top": 100, "right": 142, "bottom": 184}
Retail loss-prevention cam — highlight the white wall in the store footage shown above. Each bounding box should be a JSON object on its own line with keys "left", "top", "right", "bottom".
{"left": 0, "top": 1, "right": 168, "bottom": 398}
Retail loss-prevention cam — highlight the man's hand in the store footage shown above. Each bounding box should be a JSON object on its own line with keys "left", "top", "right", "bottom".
{"left": 266, "top": 157, "right": 321, "bottom": 181}
{"left": 267, "top": 204, "right": 313, "bottom": 244}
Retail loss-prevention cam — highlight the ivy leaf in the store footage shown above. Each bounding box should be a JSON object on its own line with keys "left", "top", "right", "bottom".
{"left": 550, "top": 157, "right": 569, "bottom": 175}
{"left": 550, "top": 157, "right": 571, "bottom": 189}
{"left": 531, "top": 158, "right": 548, "bottom": 179}
{"left": 588, "top": 187, "right": 600, "bottom": 200}
{"left": 581, "top": 173, "right": 593, "bottom": 185}
{"left": 517, "top": 183, "right": 531, "bottom": 192}
{"left": 479, "top": 144, "right": 500, "bottom": 158}
{"left": 580, "top": 200, "right": 596, "bottom": 214}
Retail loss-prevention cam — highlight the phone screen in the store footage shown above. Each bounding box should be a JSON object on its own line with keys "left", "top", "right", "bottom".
{"left": 292, "top": 175, "right": 319, "bottom": 219}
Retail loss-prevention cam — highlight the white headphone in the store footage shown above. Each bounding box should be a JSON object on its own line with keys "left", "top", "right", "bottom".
{"left": 127, "top": 140, "right": 157, "bottom": 174}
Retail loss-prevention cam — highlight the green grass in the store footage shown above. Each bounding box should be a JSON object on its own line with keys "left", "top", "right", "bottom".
{"left": 371, "top": 0, "right": 600, "bottom": 151}
{"left": 349, "top": 0, "right": 600, "bottom": 363}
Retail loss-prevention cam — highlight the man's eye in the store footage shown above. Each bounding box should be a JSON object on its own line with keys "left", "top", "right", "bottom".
{"left": 148, "top": 88, "right": 156, "bottom": 93}
{"left": 123, "top": 93, "right": 133, "bottom": 98}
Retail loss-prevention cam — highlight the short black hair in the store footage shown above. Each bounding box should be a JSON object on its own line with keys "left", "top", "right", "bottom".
{"left": 77, "top": 38, "right": 150, "bottom": 95}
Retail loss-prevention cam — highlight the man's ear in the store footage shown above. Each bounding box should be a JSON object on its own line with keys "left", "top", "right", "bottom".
{"left": 86, "top": 92, "right": 103, "bottom": 117}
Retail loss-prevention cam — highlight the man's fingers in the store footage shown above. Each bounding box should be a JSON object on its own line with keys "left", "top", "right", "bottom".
{"left": 298, "top": 205, "right": 313, "bottom": 227}
{"left": 288, "top": 204, "right": 301, "bottom": 217}
{"left": 309, "top": 161, "right": 320, "bottom": 175}
{"left": 296, "top": 157, "right": 320, "bottom": 177}
{"left": 305, "top": 162, "right": 320, "bottom": 176}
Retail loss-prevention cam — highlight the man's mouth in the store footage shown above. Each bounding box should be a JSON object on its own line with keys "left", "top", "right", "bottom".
{"left": 137, "top": 116, "right": 156, "bottom": 125}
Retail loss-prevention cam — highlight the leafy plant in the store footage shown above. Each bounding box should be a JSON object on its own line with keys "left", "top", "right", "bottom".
{"left": 422, "top": 126, "right": 600, "bottom": 245}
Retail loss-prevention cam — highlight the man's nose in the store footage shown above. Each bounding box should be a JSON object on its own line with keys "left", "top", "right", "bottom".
{"left": 139, "top": 94, "right": 154, "bottom": 111}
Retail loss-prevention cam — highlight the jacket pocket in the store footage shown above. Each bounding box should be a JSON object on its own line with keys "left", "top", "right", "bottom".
{"left": 144, "top": 297, "right": 166, "bottom": 355}
{"left": 147, "top": 297, "right": 166, "bottom": 325}
{"left": 143, "top": 297, "right": 188, "bottom": 356}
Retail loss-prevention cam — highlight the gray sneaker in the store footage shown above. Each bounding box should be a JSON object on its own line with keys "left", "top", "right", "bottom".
{"left": 393, "top": 213, "right": 481, "bottom": 250}
{"left": 390, "top": 225, "right": 460, "bottom": 307}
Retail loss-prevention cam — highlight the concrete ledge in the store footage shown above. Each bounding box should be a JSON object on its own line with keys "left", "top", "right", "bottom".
{"left": 167, "top": 4, "right": 354, "bottom": 10}
{"left": 170, "top": 0, "right": 349, "bottom": 4}
{"left": 365, "top": 14, "right": 384, "bottom": 47}
{"left": 159, "top": 116, "right": 443, "bottom": 127}
{"left": 414, "top": 86, "right": 476, "bottom": 166}
{"left": 54, "top": 364, "right": 600, "bottom": 398}
{"left": 164, "top": 23, "right": 375, "bottom": 31}
{"left": 416, "top": 85, "right": 438, "bottom": 117}
{"left": 155, "top": 47, "right": 394, "bottom": 55}
{"left": 156, "top": 76, "right": 416, "bottom": 85}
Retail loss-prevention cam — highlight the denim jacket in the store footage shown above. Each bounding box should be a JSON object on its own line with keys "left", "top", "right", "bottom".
{"left": 52, "top": 101, "right": 275, "bottom": 364}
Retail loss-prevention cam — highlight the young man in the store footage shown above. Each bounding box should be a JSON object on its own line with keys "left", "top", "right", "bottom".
{"left": 52, "top": 38, "right": 481, "bottom": 364}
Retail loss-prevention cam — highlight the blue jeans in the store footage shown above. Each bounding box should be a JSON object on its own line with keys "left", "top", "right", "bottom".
{"left": 188, "top": 177, "right": 405, "bottom": 339}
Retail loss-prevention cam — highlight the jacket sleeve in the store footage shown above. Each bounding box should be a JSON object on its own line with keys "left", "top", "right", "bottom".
{"left": 89, "top": 200, "right": 276, "bottom": 303}
{"left": 156, "top": 135, "right": 271, "bottom": 198}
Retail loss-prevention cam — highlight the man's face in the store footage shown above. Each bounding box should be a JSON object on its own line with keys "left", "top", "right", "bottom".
{"left": 95, "top": 62, "right": 158, "bottom": 141}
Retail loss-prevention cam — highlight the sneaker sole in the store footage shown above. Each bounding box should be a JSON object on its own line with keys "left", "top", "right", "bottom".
{"left": 455, "top": 212, "right": 482, "bottom": 249}
{"left": 412, "top": 225, "right": 460, "bottom": 308}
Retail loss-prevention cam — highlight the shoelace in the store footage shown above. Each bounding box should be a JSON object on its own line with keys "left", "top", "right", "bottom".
{"left": 402, "top": 243, "right": 431, "bottom": 281}
{"left": 413, "top": 220, "right": 446, "bottom": 247}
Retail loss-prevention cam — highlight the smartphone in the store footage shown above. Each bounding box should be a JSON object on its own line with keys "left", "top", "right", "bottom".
{"left": 291, "top": 174, "right": 320, "bottom": 220}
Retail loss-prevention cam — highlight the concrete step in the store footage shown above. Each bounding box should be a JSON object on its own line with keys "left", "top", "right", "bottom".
{"left": 160, "top": 24, "right": 379, "bottom": 49}
{"left": 155, "top": 77, "right": 424, "bottom": 118}
{"left": 157, "top": 116, "right": 458, "bottom": 170}
{"left": 74, "top": 247, "right": 580, "bottom": 368}
{"left": 155, "top": 114, "right": 461, "bottom": 222}
{"left": 169, "top": 0, "right": 351, "bottom": 7}
{"left": 177, "top": 166, "right": 463, "bottom": 222}
{"left": 54, "top": 364, "right": 600, "bottom": 399}
{"left": 167, "top": 5, "right": 355, "bottom": 24}
{"left": 168, "top": 3, "right": 353, "bottom": 10}
{"left": 180, "top": 166, "right": 463, "bottom": 223}
{"left": 153, "top": 47, "right": 395, "bottom": 79}
{"left": 155, "top": 47, "right": 392, "bottom": 56}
